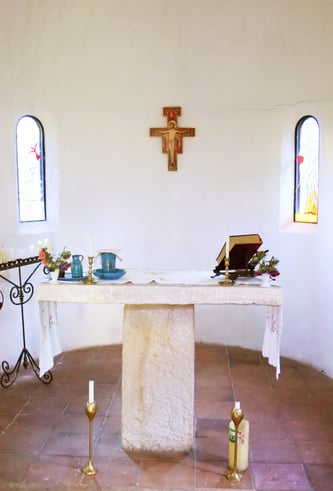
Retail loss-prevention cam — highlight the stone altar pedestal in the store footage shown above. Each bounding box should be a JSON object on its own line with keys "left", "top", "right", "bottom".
{"left": 122, "top": 304, "right": 195, "bottom": 452}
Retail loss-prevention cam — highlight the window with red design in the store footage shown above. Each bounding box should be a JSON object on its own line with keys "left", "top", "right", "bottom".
{"left": 294, "top": 116, "right": 319, "bottom": 224}
{"left": 16, "top": 115, "right": 46, "bottom": 222}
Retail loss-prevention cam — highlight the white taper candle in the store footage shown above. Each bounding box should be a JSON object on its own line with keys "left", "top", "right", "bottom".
{"left": 43, "top": 238, "right": 50, "bottom": 250}
{"left": 1, "top": 248, "right": 7, "bottom": 263}
{"left": 226, "top": 232, "right": 230, "bottom": 260}
{"left": 89, "top": 380, "right": 94, "bottom": 403}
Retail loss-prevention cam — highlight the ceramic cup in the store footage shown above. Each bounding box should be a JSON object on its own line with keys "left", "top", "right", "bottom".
{"left": 101, "top": 252, "right": 116, "bottom": 272}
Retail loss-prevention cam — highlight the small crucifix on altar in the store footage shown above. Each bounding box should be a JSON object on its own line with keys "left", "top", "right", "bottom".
{"left": 150, "top": 107, "right": 195, "bottom": 171}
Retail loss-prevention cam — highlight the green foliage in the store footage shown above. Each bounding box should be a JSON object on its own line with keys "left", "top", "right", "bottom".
{"left": 248, "top": 250, "right": 280, "bottom": 276}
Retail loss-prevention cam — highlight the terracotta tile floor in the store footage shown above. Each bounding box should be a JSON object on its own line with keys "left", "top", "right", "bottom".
{"left": 0, "top": 343, "right": 332, "bottom": 490}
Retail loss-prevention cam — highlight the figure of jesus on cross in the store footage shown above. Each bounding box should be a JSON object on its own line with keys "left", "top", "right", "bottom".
{"left": 150, "top": 107, "right": 195, "bottom": 171}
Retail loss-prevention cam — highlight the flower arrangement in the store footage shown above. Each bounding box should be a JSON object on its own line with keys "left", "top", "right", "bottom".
{"left": 248, "top": 250, "right": 280, "bottom": 277}
{"left": 38, "top": 247, "right": 72, "bottom": 273}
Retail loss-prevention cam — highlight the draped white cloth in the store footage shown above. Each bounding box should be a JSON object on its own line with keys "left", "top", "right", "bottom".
{"left": 263, "top": 305, "right": 283, "bottom": 378}
{"left": 38, "top": 301, "right": 62, "bottom": 376}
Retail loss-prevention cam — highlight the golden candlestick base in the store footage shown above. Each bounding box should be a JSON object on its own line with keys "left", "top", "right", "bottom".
{"left": 82, "top": 459, "right": 97, "bottom": 476}
{"left": 83, "top": 256, "right": 97, "bottom": 285}
{"left": 226, "top": 406, "right": 244, "bottom": 482}
{"left": 226, "top": 468, "right": 243, "bottom": 482}
{"left": 82, "top": 401, "right": 97, "bottom": 476}
{"left": 219, "top": 257, "right": 234, "bottom": 286}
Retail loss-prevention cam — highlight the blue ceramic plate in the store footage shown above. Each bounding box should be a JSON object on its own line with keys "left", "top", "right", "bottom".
{"left": 93, "top": 268, "right": 126, "bottom": 280}
{"left": 58, "top": 274, "right": 88, "bottom": 282}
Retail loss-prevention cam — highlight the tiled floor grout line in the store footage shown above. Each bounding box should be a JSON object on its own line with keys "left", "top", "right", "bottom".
{"left": 93, "top": 375, "right": 122, "bottom": 454}
{"left": 0, "top": 384, "right": 41, "bottom": 437}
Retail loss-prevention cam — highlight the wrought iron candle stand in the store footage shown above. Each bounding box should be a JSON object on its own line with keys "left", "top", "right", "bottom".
{"left": 0, "top": 256, "right": 53, "bottom": 388}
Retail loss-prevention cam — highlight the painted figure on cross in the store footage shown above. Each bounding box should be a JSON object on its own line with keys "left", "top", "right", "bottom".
{"left": 150, "top": 107, "right": 195, "bottom": 171}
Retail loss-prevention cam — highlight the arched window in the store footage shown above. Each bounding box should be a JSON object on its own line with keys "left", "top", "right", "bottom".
{"left": 16, "top": 115, "right": 46, "bottom": 222}
{"left": 294, "top": 116, "right": 319, "bottom": 224}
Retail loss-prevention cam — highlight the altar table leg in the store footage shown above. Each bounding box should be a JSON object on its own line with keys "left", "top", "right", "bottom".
{"left": 122, "top": 304, "right": 195, "bottom": 453}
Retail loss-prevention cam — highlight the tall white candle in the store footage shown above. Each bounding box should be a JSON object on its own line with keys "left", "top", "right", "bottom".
{"left": 0, "top": 248, "right": 7, "bottom": 264}
{"left": 28, "top": 245, "right": 35, "bottom": 258}
{"left": 37, "top": 240, "right": 43, "bottom": 253}
{"left": 225, "top": 233, "right": 230, "bottom": 260}
{"left": 43, "top": 238, "right": 50, "bottom": 250}
{"left": 18, "top": 248, "right": 25, "bottom": 259}
{"left": 89, "top": 380, "right": 94, "bottom": 403}
{"left": 88, "top": 234, "right": 93, "bottom": 257}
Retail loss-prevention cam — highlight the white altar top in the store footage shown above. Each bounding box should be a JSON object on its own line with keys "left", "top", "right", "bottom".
{"left": 37, "top": 269, "right": 283, "bottom": 375}
{"left": 36, "top": 268, "right": 282, "bottom": 305}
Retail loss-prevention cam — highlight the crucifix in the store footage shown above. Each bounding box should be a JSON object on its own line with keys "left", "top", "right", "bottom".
{"left": 150, "top": 107, "right": 195, "bottom": 171}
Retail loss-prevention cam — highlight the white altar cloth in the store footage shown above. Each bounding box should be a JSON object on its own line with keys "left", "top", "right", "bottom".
{"left": 36, "top": 270, "right": 283, "bottom": 452}
{"left": 37, "top": 269, "right": 283, "bottom": 376}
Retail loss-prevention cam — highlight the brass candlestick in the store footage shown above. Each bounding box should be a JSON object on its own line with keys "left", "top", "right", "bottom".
{"left": 83, "top": 256, "right": 97, "bottom": 284}
{"left": 219, "top": 257, "right": 234, "bottom": 286}
{"left": 226, "top": 405, "right": 244, "bottom": 482}
{"left": 82, "top": 401, "right": 97, "bottom": 476}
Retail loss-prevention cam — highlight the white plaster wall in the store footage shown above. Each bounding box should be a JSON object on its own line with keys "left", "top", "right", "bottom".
{"left": 0, "top": 0, "right": 333, "bottom": 376}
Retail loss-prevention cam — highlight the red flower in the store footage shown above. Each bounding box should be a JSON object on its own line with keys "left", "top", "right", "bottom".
{"left": 38, "top": 249, "right": 46, "bottom": 260}
{"left": 38, "top": 246, "right": 72, "bottom": 272}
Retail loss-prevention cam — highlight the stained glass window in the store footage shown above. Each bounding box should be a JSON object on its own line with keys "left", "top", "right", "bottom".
{"left": 16, "top": 115, "right": 46, "bottom": 222}
{"left": 294, "top": 116, "right": 319, "bottom": 224}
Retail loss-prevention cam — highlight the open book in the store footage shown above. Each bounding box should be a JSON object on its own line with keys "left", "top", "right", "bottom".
{"left": 213, "top": 233, "right": 263, "bottom": 276}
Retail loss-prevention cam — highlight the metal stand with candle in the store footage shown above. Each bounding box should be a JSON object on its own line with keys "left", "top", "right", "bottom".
{"left": 226, "top": 402, "right": 244, "bottom": 482}
{"left": 82, "top": 381, "right": 97, "bottom": 476}
{"left": 83, "top": 235, "right": 97, "bottom": 285}
{"left": 83, "top": 256, "right": 97, "bottom": 285}
{"left": 219, "top": 256, "right": 234, "bottom": 286}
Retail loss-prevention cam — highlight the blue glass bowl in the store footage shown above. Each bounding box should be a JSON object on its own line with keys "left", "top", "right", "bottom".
{"left": 92, "top": 268, "right": 126, "bottom": 280}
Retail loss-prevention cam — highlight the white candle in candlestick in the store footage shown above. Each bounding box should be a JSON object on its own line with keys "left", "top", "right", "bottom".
{"left": 37, "top": 240, "right": 43, "bottom": 253}
{"left": 43, "top": 238, "right": 50, "bottom": 250}
{"left": 225, "top": 233, "right": 230, "bottom": 260}
{"left": 0, "top": 248, "right": 7, "bottom": 264}
{"left": 89, "top": 380, "right": 94, "bottom": 403}
{"left": 28, "top": 245, "right": 35, "bottom": 258}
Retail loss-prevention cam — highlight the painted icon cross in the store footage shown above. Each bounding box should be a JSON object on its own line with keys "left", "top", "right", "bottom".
{"left": 150, "top": 107, "right": 195, "bottom": 171}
